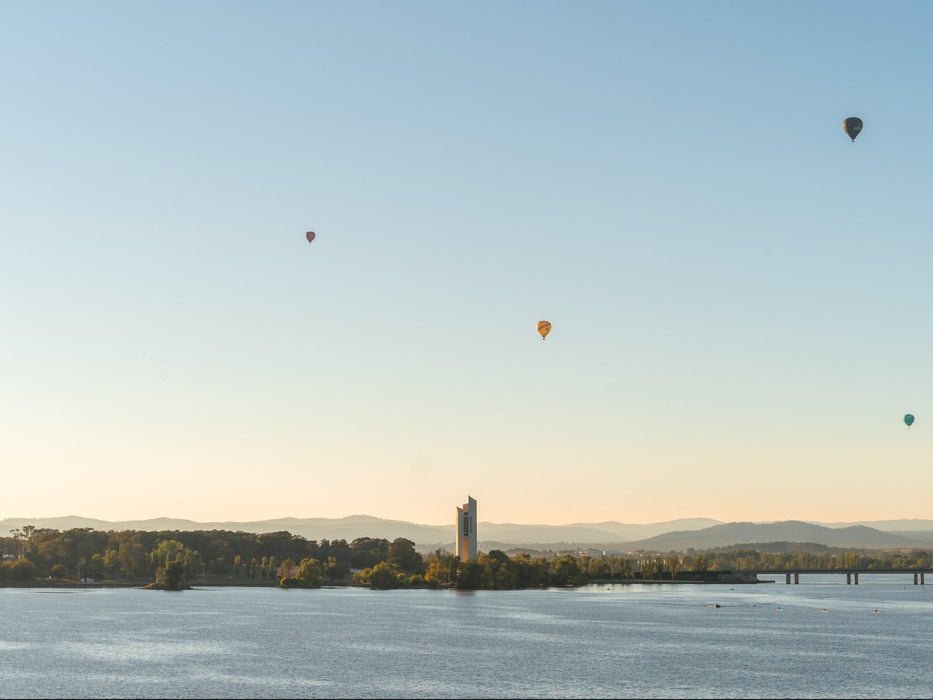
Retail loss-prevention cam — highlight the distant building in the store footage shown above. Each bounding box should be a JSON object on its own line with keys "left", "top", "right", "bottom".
{"left": 456, "top": 495, "right": 477, "bottom": 562}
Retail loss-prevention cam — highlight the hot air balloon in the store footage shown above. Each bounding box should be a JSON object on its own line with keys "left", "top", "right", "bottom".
{"left": 843, "top": 117, "right": 863, "bottom": 142}
{"left": 305, "top": 231, "right": 316, "bottom": 244}
{"left": 904, "top": 414, "right": 915, "bottom": 428}
{"left": 537, "top": 320, "right": 551, "bottom": 340}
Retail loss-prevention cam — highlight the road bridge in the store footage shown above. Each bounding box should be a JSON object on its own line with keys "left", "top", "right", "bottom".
{"left": 754, "top": 569, "right": 929, "bottom": 584}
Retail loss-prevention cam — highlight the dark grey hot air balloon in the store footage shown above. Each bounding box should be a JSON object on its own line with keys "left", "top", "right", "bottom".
{"left": 843, "top": 117, "right": 863, "bottom": 142}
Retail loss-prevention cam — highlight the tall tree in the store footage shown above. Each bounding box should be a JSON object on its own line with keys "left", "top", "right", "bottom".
{"left": 387, "top": 538, "right": 423, "bottom": 574}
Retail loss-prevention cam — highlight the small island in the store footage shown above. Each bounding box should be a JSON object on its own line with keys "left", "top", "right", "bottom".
{"left": 143, "top": 581, "right": 192, "bottom": 591}
{"left": 143, "top": 556, "right": 192, "bottom": 590}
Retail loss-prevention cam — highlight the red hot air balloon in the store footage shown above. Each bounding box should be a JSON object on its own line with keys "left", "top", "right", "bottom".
{"left": 305, "top": 231, "right": 316, "bottom": 244}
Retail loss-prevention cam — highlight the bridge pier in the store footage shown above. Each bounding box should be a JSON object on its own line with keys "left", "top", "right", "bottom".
{"left": 786, "top": 573, "right": 791, "bottom": 584}
{"left": 794, "top": 573, "right": 799, "bottom": 584}
{"left": 915, "top": 572, "right": 919, "bottom": 585}
{"left": 847, "top": 572, "right": 851, "bottom": 585}
{"left": 923, "top": 572, "right": 926, "bottom": 585}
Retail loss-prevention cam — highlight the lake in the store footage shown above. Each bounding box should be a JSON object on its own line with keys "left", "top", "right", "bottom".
{"left": 0, "top": 577, "right": 929, "bottom": 698}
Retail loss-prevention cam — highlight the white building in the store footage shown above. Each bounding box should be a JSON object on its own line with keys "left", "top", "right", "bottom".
{"left": 456, "top": 495, "right": 477, "bottom": 562}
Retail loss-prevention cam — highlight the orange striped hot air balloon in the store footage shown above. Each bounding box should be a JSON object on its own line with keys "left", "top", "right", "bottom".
{"left": 537, "top": 320, "right": 551, "bottom": 340}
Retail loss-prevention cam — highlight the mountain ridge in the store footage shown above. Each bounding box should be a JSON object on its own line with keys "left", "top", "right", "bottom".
{"left": 613, "top": 520, "right": 929, "bottom": 551}
{"left": 2, "top": 515, "right": 931, "bottom": 550}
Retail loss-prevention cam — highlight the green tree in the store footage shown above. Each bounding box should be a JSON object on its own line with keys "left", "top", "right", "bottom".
{"left": 9, "top": 559, "right": 37, "bottom": 582}
{"left": 149, "top": 540, "right": 200, "bottom": 586}
{"left": 609, "top": 556, "right": 636, "bottom": 579}
{"left": 117, "top": 533, "right": 150, "bottom": 579}
{"left": 455, "top": 561, "right": 483, "bottom": 590}
{"left": 103, "top": 548, "right": 121, "bottom": 578}
{"left": 665, "top": 554, "right": 683, "bottom": 577}
{"left": 424, "top": 550, "right": 459, "bottom": 588}
{"left": 157, "top": 560, "right": 187, "bottom": 589}
{"left": 90, "top": 553, "right": 106, "bottom": 579}
{"left": 551, "top": 555, "right": 585, "bottom": 587}
{"left": 208, "top": 557, "right": 229, "bottom": 576}
{"left": 511, "top": 553, "right": 551, "bottom": 588}
{"left": 480, "top": 550, "right": 519, "bottom": 589}
{"left": 369, "top": 562, "right": 405, "bottom": 590}
{"left": 353, "top": 562, "right": 406, "bottom": 589}
{"left": 639, "top": 556, "right": 665, "bottom": 579}
{"left": 323, "top": 557, "right": 350, "bottom": 582}
{"left": 387, "top": 538, "right": 424, "bottom": 574}
{"left": 349, "top": 537, "right": 390, "bottom": 569}
{"left": 584, "top": 555, "right": 612, "bottom": 578}
{"left": 9, "top": 526, "right": 35, "bottom": 559}
{"left": 297, "top": 558, "right": 325, "bottom": 588}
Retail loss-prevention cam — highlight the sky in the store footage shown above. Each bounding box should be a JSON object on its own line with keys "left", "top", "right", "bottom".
{"left": 3, "top": 1, "right": 933, "bottom": 527}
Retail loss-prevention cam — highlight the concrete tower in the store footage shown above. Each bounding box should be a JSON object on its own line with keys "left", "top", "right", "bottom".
{"left": 456, "top": 495, "right": 477, "bottom": 562}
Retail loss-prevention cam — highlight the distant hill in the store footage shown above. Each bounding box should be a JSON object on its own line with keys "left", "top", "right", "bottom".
{"left": 1, "top": 515, "right": 930, "bottom": 551}
{"left": 616, "top": 521, "right": 927, "bottom": 551}
{"left": 0, "top": 515, "right": 452, "bottom": 545}
{"left": 0, "top": 515, "right": 721, "bottom": 547}
{"left": 454, "top": 518, "right": 723, "bottom": 545}
{"left": 825, "top": 519, "right": 933, "bottom": 532}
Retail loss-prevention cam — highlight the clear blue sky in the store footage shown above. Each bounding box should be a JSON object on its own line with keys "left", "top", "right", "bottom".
{"left": 3, "top": 1, "right": 932, "bottom": 525}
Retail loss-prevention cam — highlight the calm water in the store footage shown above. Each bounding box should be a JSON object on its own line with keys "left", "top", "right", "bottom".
{"left": 0, "top": 577, "right": 929, "bottom": 698}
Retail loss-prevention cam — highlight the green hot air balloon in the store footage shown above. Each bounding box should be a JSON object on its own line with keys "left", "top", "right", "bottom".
{"left": 904, "top": 414, "right": 915, "bottom": 428}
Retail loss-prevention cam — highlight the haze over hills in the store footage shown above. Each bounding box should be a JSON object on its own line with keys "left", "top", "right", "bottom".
{"left": 0, "top": 515, "right": 726, "bottom": 546}
{"left": 613, "top": 521, "right": 930, "bottom": 552}
{"left": 2, "top": 515, "right": 931, "bottom": 551}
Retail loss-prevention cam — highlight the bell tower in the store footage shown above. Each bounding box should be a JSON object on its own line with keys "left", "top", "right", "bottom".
{"left": 456, "top": 495, "right": 477, "bottom": 562}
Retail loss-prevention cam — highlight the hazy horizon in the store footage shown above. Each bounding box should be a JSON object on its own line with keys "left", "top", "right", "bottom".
{"left": 4, "top": 3, "right": 932, "bottom": 526}
{"left": 3, "top": 512, "right": 931, "bottom": 531}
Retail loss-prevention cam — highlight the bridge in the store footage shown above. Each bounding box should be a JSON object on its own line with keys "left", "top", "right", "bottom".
{"left": 755, "top": 569, "right": 929, "bottom": 585}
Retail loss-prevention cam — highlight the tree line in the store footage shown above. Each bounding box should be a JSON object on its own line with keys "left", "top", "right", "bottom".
{"left": 1, "top": 526, "right": 414, "bottom": 587}
{"left": 1, "top": 526, "right": 930, "bottom": 590}
{"left": 676, "top": 545, "right": 933, "bottom": 573}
